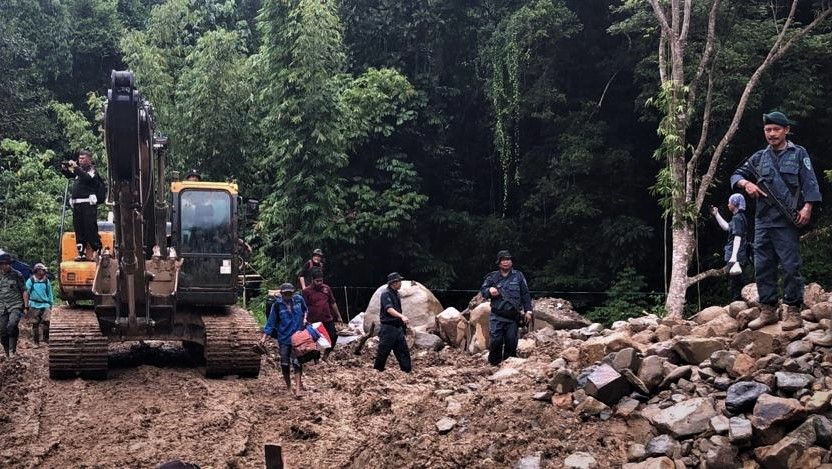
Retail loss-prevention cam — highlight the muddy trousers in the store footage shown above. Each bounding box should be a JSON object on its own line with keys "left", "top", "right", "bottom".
{"left": 754, "top": 226, "right": 803, "bottom": 306}
{"left": 488, "top": 315, "right": 518, "bottom": 366}
{"left": 374, "top": 324, "right": 411, "bottom": 372}
{"left": 0, "top": 308, "right": 22, "bottom": 356}
{"left": 30, "top": 307, "right": 50, "bottom": 344}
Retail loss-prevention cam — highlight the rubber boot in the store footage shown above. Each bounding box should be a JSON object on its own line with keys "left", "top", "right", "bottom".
{"left": 9, "top": 336, "right": 17, "bottom": 358}
{"left": 32, "top": 324, "right": 40, "bottom": 348}
{"left": 281, "top": 365, "right": 291, "bottom": 390}
{"left": 43, "top": 322, "right": 49, "bottom": 343}
{"left": 748, "top": 304, "right": 778, "bottom": 330}
{"left": 781, "top": 305, "right": 803, "bottom": 331}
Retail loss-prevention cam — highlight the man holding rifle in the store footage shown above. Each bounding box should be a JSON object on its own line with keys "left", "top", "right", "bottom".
{"left": 731, "top": 111, "right": 821, "bottom": 333}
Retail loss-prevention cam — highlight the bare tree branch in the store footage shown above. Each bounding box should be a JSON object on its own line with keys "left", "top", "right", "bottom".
{"left": 689, "top": 0, "right": 721, "bottom": 109}
{"left": 694, "top": 3, "right": 832, "bottom": 210}
{"left": 681, "top": 0, "right": 693, "bottom": 43}
{"left": 686, "top": 267, "right": 727, "bottom": 287}
{"left": 687, "top": 72, "right": 714, "bottom": 198}
{"left": 648, "top": 0, "right": 675, "bottom": 41}
{"left": 671, "top": 0, "right": 681, "bottom": 37}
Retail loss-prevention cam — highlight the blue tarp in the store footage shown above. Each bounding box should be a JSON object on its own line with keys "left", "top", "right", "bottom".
{"left": 0, "top": 249, "right": 32, "bottom": 278}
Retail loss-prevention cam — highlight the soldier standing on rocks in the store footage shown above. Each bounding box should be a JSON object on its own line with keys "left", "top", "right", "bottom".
{"left": 479, "top": 250, "right": 533, "bottom": 366}
{"left": 0, "top": 253, "right": 26, "bottom": 359}
{"left": 373, "top": 272, "right": 412, "bottom": 373}
{"left": 731, "top": 111, "right": 821, "bottom": 333}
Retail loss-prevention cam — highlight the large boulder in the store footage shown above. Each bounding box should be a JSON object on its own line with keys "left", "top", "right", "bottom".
{"left": 363, "top": 280, "right": 443, "bottom": 332}
{"left": 468, "top": 302, "right": 491, "bottom": 353}
{"left": 532, "top": 298, "right": 590, "bottom": 330}
{"left": 435, "top": 307, "right": 467, "bottom": 349}
{"left": 650, "top": 397, "right": 718, "bottom": 438}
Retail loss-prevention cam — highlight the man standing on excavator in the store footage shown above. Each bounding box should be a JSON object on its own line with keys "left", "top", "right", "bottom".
{"left": 61, "top": 150, "right": 107, "bottom": 260}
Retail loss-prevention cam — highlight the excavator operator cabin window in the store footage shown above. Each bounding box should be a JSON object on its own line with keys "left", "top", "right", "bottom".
{"left": 180, "top": 190, "right": 232, "bottom": 253}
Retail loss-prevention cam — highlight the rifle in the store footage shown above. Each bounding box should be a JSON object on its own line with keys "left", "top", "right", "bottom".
{"left": 735, "top": 153, "right": 801, "bottom": 227}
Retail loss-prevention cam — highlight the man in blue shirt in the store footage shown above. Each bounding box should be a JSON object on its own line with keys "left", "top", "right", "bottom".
{"left": 260, "top": 282, "right": 308, "bottom": 397}
{"left": 373, "top": 272, "right": 412, "bottom": 373}
{"left": 731, "top": 111, "right": 822, "bottom": 332}
{"left": 25, "top": 263, "right": 54, "bottom": 347}
{"left": 480, "top": 250, "right": 533, "bottom": 366}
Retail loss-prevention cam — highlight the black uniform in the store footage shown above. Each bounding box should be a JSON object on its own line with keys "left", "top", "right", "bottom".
{"left": 480, "top": 269, "right": 532, "bottom": 366}
{"left": 373, "top": 287, "right": 412, "bottom": 372}
{"left": 63, "top": 164, "right": 106, "bottom": 252}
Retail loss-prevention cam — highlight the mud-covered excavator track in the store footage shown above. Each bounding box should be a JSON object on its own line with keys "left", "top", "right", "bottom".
{"left": 49, "top": 306, "right": 109, "bottom": 379}
{"left": 202, "top": 306, "right": 261, "bottom": 378}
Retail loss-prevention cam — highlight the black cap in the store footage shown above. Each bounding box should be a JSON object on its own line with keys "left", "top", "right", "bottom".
{"left": 763, "top": 111, "right": 794, "bottom": 127}
{"left": 0, "top": 253, "right": 11, "bottom": 263}
{"left": 496, "top": 250, "right": 512, "bottom": 263}
{"left": 279, "top": 282, "right": 295, "bottom": 293}
{"left": 387, "top": 272, "right": 403, "bottom": 285}
{"left": 312, "top": 248, "right": 324, "bottom": 256}
{"left": 186, "top": 168, "right": 201, "bottom": 179}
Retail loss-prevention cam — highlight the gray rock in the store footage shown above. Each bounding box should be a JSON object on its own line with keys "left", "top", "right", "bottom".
{"left": 751, "top": 394, "right": 804, "bottom": 434}
{"left": 703, "top": 443, "right": 737, "bottom": 469}
{"left": 731, "top": 329, "right": 779, "bottom": 358}
{"left": 562, "top": 452, "right": 597, "bottom": 469}
{"left": 583, "top": 364, "right": 631, "bottom": 406}
{"left": 754, "top": 416, "right": 818, "bottom": 468}
{"left": 627, "top": 443, "right": 646, "bottom": 462}
{"left": 646, "top": 434, "right": 680, "bottom": 458}
{"left": 620, "top": 368, "right": 650, "bottom": 395}
{"left": 621, "top": 457, "right": 676, "bottom": 469}
{"left": 725, "top": 381, "right": 771, "bottom": 414}
{"left": 805, "top": 391, "right": 832, "bottom": 413}
{"left": 814, "top": 415, "right": 832, "bottom": 447}
{"left": 515, "top": 452, "right": 542, "bottom": 469}
{"left": 575, "top": 396, "right": 609, "bottom": 417}
{"left": 532, "top": 391, "right": 553, "bottom": 402}
{"left": 650, "top": 397, "right": 717, "bottom": 438}
{"left": 659, "top": 365, "right": 692, "bottom": 389}
{"left": 612, "top": 347, "right": 642, "bottom": 372}
{"left": 712, "top": 376, "right": 732, "bottom": 391}
{"left": 672, "top": 338, "right": 724, "bottom": 365}
{"left": 550, "top": 369, "right": 578, "bottom": 393}
{"left": 709, "top": 415, "right": 729, "bottom": 434}
{"left": 638, "top": 355, "right": 666, "bottom": 392}
{"left": 775, "top": 371, "right": 814, "bottom": 393}
{"left": 709, "top": 350, "right": 736, "bottom": 372}
{"left": 616, "top": 397, "right": 641, "bottom": 417}
{"left": 414, "top": 331, "right": 445, "bottom": 351}
{"left": 786, "top": 340, "right": 813, "bottom": 357}
{"left": 728, "top": 416, "right": 752, "bottom": 446}
{"left": 435, "top": 417, "right": 456, "bottom": 434}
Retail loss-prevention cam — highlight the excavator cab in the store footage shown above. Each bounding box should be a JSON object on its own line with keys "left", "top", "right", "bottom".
{"left": 172, "top": 181, "right": 239, "bottom": 305}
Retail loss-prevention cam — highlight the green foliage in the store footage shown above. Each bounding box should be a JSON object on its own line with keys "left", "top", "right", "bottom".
{"left": 483, "top": 0, "right": 580, "bottom": 214}
{"left": 0, "top": 140, "right": 65, "bottom": 270}
{"left": 587, "top": 267, "right": 660, "bottom": 325}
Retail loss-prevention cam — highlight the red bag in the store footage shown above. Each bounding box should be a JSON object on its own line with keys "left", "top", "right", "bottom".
{"left": 291, "top": 330, "right": 319, "bottom": 357}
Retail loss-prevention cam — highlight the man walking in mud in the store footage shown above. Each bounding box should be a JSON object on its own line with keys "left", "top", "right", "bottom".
{"left": 0, "top": 253, "right": 26, "bottom": 359}
{"left": 731, "top": 111, "right": 822, "bottom": 334}
{"left": 302, "top": 268, "right": 343, "bottom": 361}
{"left": 373, "top": 272, "right": 412, "bottom": 373}
{"left": 480, "top": 250, "right": 533, "bottom": 366}
{"left": 260, "top": 283, "right": 308, "bottom": 397}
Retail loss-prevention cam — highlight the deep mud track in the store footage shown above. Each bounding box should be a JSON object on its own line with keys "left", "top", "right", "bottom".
{"left": 0, "top": 336, "right": 649, "bottom": 468}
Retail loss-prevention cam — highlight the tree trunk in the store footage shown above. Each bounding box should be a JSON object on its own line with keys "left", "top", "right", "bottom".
{"left": 665, "top": 222, "right": 695, "bottom": 318}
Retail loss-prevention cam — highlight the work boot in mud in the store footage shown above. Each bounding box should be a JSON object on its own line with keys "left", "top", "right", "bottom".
{"left": 32, "top": 325, "right": 40, "bottom": 348}
{"left": 9, "top": 336, "right": 18, "bottom": 358}
{"left": 748, "top": 304, "right": 778, "bottom": 330}
{"left": 43, "top": 322, "right": 49, "bottom": 343}
{"left": 781, "top": 305, "right": 803, "bottom": 331}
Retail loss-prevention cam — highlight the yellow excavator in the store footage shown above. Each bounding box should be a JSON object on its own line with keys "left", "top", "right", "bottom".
{"left": 50, "top": 71, "right": 261, "bottom": 379}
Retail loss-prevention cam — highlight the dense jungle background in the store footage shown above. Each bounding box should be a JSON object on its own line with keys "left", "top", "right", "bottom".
{"left": 3, "top": 0, "right": 832, "bottom": 320}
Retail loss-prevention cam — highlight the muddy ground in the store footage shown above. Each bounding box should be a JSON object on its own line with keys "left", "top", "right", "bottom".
{"left": 0, "top": 325, "right": 651, "bottom": 468}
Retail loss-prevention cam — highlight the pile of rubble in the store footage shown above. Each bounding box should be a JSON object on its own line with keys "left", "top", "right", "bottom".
{"left": 538, "top": 283, "right": 832, "bottom": 469}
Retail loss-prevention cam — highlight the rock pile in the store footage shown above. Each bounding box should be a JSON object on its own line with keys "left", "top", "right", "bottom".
{"left": 539, "top": 282, "right": 832, "bottom": 468}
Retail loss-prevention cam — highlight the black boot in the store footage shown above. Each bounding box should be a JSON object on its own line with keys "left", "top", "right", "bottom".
{"left": 9, "top": 336, "right": 17, "bottom": 358}
{"left": 43, "top": 322, "right": 49, "bottom": 343}
{"left": 32, "top": 325, "right": 40, "bottom": 348}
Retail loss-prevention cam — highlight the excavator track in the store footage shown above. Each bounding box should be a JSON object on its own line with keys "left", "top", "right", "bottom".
{"left": 202, "top": 306, "right": 261, "bottom": 378}
{"left": 49, "top": 306, "right": 108, "bottom": 379}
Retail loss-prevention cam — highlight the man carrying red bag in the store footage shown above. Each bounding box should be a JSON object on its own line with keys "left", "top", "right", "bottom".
{"left": 261, "top": 282, "right": 308, "bottom": 398}
{"left": 302, "top": 267, "right": 343, "bottom": 362}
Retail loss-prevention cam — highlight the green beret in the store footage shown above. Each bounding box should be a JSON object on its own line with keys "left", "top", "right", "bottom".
{"left": 763, "top": 111, "right": 794, "bottom": 127}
